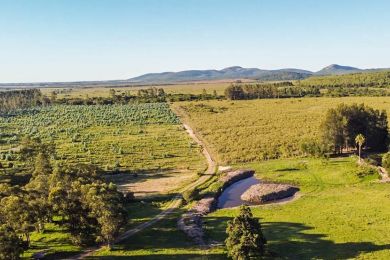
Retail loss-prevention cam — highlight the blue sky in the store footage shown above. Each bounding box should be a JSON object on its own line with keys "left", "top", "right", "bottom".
{"left": 1, "top": 0, "right": 390, "bottom": 82}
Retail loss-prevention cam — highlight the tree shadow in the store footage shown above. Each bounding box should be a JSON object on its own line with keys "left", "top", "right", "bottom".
{"left": 204, "top": 216, "right": 390, "bottom": 259}
{"left": 104, "top": 167, "right": 181, "bottom": 187}
{"left": 85, "top": 254, "right": 226, "bottom": 259}
{"left": 274, "top": 167, "right": 301, "bottom": 172}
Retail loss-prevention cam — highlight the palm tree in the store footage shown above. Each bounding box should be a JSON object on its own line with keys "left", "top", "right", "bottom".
{"left": 355, "top": 134, "right": 365, "bottom": 163}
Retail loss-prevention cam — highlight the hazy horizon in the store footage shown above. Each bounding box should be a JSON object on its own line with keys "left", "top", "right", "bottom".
{"left": 1, "top": 0, "right": 390, "bottom": 83}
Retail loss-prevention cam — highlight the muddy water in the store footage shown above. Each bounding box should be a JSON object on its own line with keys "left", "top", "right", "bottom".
{"left": 217, "top": 177, "right": 298, "bottom": 208}
{"left": 217, "top": 177, "right": 260, "bottom": 208}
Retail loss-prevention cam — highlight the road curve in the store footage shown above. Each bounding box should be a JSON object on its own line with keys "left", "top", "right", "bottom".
{"left": 66, "top": 118, "right": 216, "bottom": 259}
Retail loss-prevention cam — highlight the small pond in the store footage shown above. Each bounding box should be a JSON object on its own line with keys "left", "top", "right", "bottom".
{"left": 217, "top": 176, "right": 260, "bottom": 208}
{"left": 217, "top": 176, "right": 298, "bottom": 209}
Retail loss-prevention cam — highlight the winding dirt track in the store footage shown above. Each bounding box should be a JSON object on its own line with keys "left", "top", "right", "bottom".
{"left": 67, "top": 120, "right": 216, "bottom": 259}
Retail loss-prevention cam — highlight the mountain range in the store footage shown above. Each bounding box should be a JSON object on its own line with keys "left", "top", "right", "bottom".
{"left": 1, "top": 64, "right": 388, "bottom": 88}
{"left": 128, "top": 64, "right": 386, "bottom": 84}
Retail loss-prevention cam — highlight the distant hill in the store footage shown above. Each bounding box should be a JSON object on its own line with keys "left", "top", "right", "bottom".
{"left": 128, "top": 66, "right": 313, "bottom": 83}
{"left": 1, "top": 64, "right": 389, "bottom": 88}
{"left": 127, "top": 64, "right": 389, "bottom": 84}
{"left": 315, "top": 64, "right": 362, "bottom": 75}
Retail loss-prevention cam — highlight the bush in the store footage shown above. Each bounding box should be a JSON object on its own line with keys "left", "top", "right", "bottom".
{"left": 295, "top": 161, "right": 308, "bottom": 170}
{"left": 382, "top": 152, "right": 390, "bottom": 170}
{"left": 355, "top": 165, "right": 378, "bottom": 179}
{"left": 300, "top": 140, "right": 328, "bottom": 157}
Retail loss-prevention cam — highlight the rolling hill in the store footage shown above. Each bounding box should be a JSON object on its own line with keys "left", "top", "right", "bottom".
{"left": 127, "top": 64, "right": 389, "bottom": 84}
{"left": 1, "top": 64, "right": 389, "bottom": 88}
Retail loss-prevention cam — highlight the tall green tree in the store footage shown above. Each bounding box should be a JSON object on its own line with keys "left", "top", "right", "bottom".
{"left": 225, "top": 205, "right": 266, "bottom": 260}
{"left": 82, "top": 182, "right": 126, "bottom": 249}
{"left": 321, "top": 103, "right": 388, "bottom": 154}
{"left": 0, "top": 195, "right": 35, "bottom": 246}
{"left": 0, "top": 225, "right": 24, "bottom": 260}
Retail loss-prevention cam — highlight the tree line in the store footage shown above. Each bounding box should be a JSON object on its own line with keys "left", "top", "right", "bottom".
{"left": 0, "top": 137, "right": 127, "bottom": 258}
{"left": 0, "top": 89, "right": 46, "bottom": 114}
{"left": 301, "top": 103, "right": 389, "bottom": 157}
{"left": 298, "top": 70, "right": 390, "bottom": 89}
{"left": 224, "top": 82, "right": 321, "bottom": 100}
{"left": 53, "top": 88, "right": 222, "bottom": 105}
{"left": 0, "top": 88, "right": 224, "bottom": 115}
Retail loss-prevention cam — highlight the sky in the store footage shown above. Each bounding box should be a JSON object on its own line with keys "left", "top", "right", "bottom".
{"left": 1, "top": 0, "right": 390, "bottom": 83}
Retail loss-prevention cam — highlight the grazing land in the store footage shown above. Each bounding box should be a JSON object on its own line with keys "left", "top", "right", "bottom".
{"left": 204, "top": 157, "right": 390, "bottom": 259}
{"left": 3, "top": 88, "right": 390, "bottom": 259}
{"left": 172, "top": 97, "right": 390, "bottom": 164}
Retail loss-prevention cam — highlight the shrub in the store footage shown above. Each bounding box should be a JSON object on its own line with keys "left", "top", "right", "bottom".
{"left": 382, "top": 152, "right": 390, "bottom": 170}
{"left": 355, "top": 165, "right": 378, "bottom": 179}
{"left": 295, "top": 161, "right": 308, "bottom": 170}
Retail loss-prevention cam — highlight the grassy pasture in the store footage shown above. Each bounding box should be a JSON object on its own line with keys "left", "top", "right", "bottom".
{"left": 172, "top": 97, "right": 390, "bottom": 164}
{"left": 204, "top": 157, "right": 390, "bottom": 259}
{"left": 91, "top": 207, "right": 225, "bottom": 259}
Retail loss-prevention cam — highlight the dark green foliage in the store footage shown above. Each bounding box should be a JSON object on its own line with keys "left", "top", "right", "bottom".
{"left": 225, "top": 82, "right": 320, "bottom": 100}
{"left": 53, "top": 87, "right": 221, "bottom": 105}
{"left": 0, "top": 139, "right": 128, "bottom": 250}
{"left": 321, "top": 103, "right": 388, "bottom": 154}
{"left": 300, "top": 139, "right": 327, "bottom": 157}
{"left": 0, "top": 225, "right": 24, "bottom": 259}
{"left": 0, "top": 195, "right": 35, "bottom": 247}
{"left": 354, "top": 165, "right": 378, "bottom": 179}
{"left": 225, "top": 205, "right": 266, "bottom": 260}
{"left": 48, "top": 164, "right": 127, "bottom": 246}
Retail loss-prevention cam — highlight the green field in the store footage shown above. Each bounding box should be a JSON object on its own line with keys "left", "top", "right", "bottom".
{"left": 205, "top": 157, "right": 390, "bottom": 259}
{"left": 40, "top": 81, "right": 232, "bottom": 100}
{"left": 0, "top": 104, "right": 205, "bottom": 196}
{"left": 92, "top": 207, "right": 225, "bottom": 259}
{"left": 4, "top": 96, "right": 390, "bottom": 259}
{"left": 172, "top": 97, "right": 390, "bottom": 164}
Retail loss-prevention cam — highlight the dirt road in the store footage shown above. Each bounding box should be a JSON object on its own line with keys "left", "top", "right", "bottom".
{"left": 67, "top": 120, "right": 216, "bottom": 259}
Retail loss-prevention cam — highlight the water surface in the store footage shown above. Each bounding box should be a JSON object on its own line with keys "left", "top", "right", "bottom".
{"left": 217, "top": 176, "right": 260, "bottom": 208}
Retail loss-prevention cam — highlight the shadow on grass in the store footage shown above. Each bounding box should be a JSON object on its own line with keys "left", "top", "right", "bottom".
{"left": 85, "top": 254, "right": 225, "bottom": 259}
{"left": 204, "top": 216, "right": 390, "bottom": 259}
{"left": 104, "top": 168, "right": 183, "bottom": 189}
{"left": 274, "top": 167, "right": 301, "bottom": 172}
{"left": 84, "top": 208, "right": 228, "bottom": 259}
{"left": 43, "top": 250, "right": 84, "bottom": 260}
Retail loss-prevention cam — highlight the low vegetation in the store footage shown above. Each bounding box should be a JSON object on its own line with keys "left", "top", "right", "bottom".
{"left": 298, "top": 70, "right": 390, "bottom": 89}
{"left": 2, "top": 71, "right": 390, "bottom": 259}
{"left": 173, "top": 97, "right": 390, "bottom": 164}
{"left": 205, "top": 158, "right": 389, "bottom": 259}
{"left": 0, "top": 103, "right": 204, "bottom": 182}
